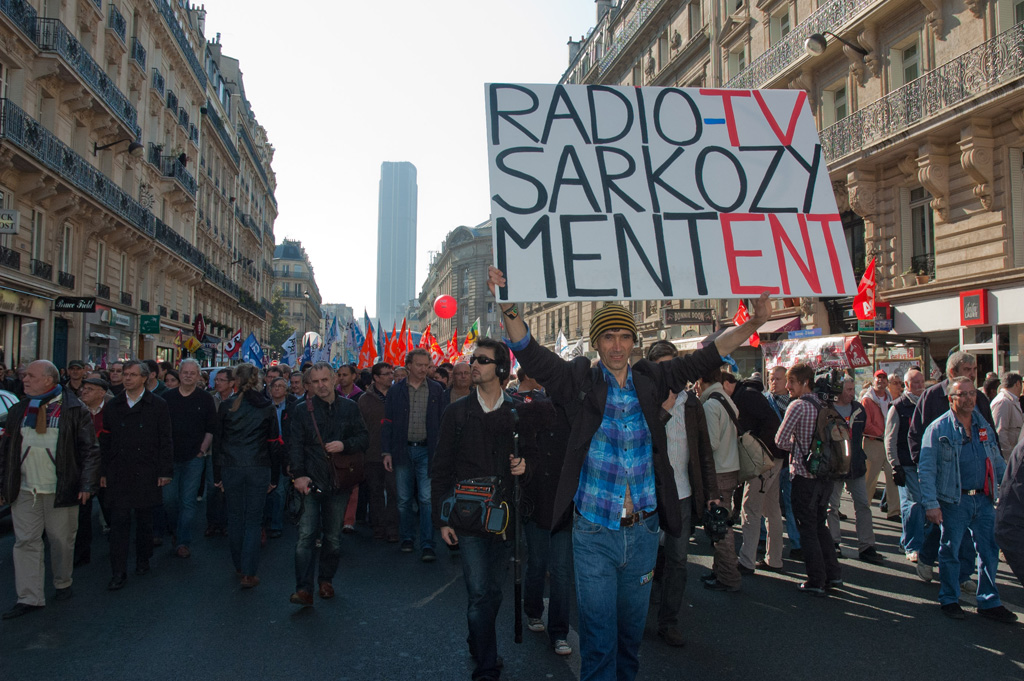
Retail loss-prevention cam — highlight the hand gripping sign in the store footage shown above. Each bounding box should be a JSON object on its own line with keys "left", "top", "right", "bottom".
{"left": 485, "top": 84, "right": 856, "bottom": 302}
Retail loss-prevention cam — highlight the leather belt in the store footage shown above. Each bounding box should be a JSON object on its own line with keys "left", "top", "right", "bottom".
{"left": 620, "top": 510, "right": 656, "bottom": 527}
{"left": 407, "top": 440, "right": 428, "bottom": 447}
{"left": 962, "top": 489, "right": 986, "bottom": 496}
{"left": 864, "top": 435, "right": 882, "bottom": 441}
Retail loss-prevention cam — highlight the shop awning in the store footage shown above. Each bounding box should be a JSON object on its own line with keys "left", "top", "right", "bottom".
{"left": 89, "top": 332, "right": 117, "bottom": 340}
{"left": 160, "top": 323, "right": 180, "bottom": 333}
{"left": 757, "top": 316, "right": 801, "bottom": 334}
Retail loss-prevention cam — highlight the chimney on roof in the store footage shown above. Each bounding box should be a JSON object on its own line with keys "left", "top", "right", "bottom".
{"left": 568, "top": 37, "right": 582, "bottom": 65}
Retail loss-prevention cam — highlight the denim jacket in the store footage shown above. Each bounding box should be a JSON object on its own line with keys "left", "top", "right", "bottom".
{"left": 918, "top": 408, "right": 1006, "bottom": 510}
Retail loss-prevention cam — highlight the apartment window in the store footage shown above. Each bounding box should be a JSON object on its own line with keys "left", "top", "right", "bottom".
{"left": 658, "top": 31, "right": 669, "bottom": 69}
{"left": 842, "top": 213, "right": 866, "bottom": 278}
{"left": 632, "top": 63, "right": 643, "bottom": 86}
{"left": 890, "top": 37, "right": 920, "bottom": 89}
{"left": 909, "top": 187, "right": 936, "bottom": 275}
{"left": 728, "top": 47, "right": 746, "bottom": 79}
{"left": 60, "top": 223, "right": 72, "bottom": 272}
{"left": 688, "top": 1, "right": 702, "bottom": 37}
{"left": 770, "top": 7, "right": 791, "bottom": 45}
{"left": 119, "top": 252, "right": 128, "bottom": 292}
{"left": 461, "top": 269, "right": 469, "bottom": 296}
{"left": 1017, "top": 0, "right": 1024, "bottom": 24}
{"left": 30, "top": 209, "right": 44, "bottom": 261}
{"left": 821, "top": 81, "right": 848, "bottom": 126}
{"left": 998, "top": 0, "right": 1024, "bottom": 31}
{"left": 96, "top": 240, "right": 106, "bottom": 284}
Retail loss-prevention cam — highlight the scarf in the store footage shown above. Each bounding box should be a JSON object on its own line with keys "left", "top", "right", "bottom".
{"left": 24, "top": 385, "right": 62, "bottom": 434}
{"left": 904, "top": 390, "right": 921, "bottom": 406}
{"left": 865, "top": 387, "right": 891, "bottom": 413}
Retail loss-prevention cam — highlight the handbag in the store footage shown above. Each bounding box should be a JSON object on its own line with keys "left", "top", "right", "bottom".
{"left": 708, "top": 393, "right": 775, "bottom": 483}
{"left": 306, "top": 399, "right": 364, "bottom": 491}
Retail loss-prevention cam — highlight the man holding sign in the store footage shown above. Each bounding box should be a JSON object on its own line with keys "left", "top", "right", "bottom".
{"left": 488, "top": 266, "right": 768, "bottom": 681}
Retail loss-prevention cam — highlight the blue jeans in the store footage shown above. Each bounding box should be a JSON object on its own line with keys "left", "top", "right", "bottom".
{"left": 221, "top": 467, "right": 270, "bottom": 576}
{"left": 460, "top": 534, "right": 512, "bottom": 681}
{"left": 263, "top": 472, "right": 288, "bottom": 532}
{"left": 294, "top": 488, "right": 350, "bottom": 592}
{"left": 523, "top": 519, "right": 573, "bottom": 643}
{"left": 937, "top": 493, "right": 1002, "bottom": 608}
{"left": 161, "top": 457, "right": 205, "bottom": 547}
{"left": 205, "top": 456, "right": 227, "bottom": 530}
{"left": 779, "top": 466, "right": 800, "bottom": 550}
{"left": 395, "top": 445, "right": 433, "bottom": 550}
{"left": 573, "top": 512, "right": 660, "bottom": 681}
{"left": 899, "top": 465, "right": 926, "bottom": 555}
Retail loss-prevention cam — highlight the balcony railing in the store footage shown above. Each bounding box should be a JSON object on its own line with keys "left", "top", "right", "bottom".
{"left": 203, "top": 100, "right": 240, "bottom": 166}
{"left": 154, "top": 0, "right": 207, "bottom": 89}
{"left": 725, "top": 0, "right": 878, "bottom": 90}
{"left": 189, "top": 123, "right": 198, "bottom": 145}
{"left": 178, "top": 107, "right": 189, "bottom": 129}
{"left": 237, "top": 121, "right": 274, "bottom": 202}
{"left": 58, "top": 269, "right": 74, "bottom": 288}
{"left": 0, "top": 0, "right": 37, "bottom": 39}
{"left": 170, "top": 309, "right": 178, "bottom": 320}
{"left": 130, "top": 37, "right": 146, "bottom": 69}
{"left": 0, "top": 245, "right": 18, "bottom": 270}
{"left": 96, "top": 283, "right": 110, "bottom": 298}
{"left": 159, "top": 305, "right": 167, "bottom": 317}
{"left": 155, "top": 218, "right": 203, "bottom": 267}
{"left": 147, "top": 143, "right": 197, "bottom": 197}
{"left": 820, "top": 22, "right": 1024, "bottom": 164}
{"left": 35, "top": 18, "right": 140, "bottom": 138}
{"left": 182, "top": 313, "right": 190, "bottom": 325}
{"left": 140, "top": 299, "right": 150, "bottom": 312}
{"left": 598, "top": 0, "right": 670, "bottom": 76}
{"left": 120, "top": 290, "right": 132, "bottom": 306}
{"left": 560, "top": 11, "right": 610, "bottom": 85}
{"left": 107, "top": 4, "right": 126, "bottom": 44}
{"left": 151, "top": 67, "right": 165, "bottom": 96}
{"left": 166, "top": 89, "right": 177, "bottom": 111}
{"left": 30, "top": 258, "right": 51, "bottom": 280}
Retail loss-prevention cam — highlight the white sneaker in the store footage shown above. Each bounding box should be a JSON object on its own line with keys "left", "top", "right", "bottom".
{"left": 906, "top": 551, "right": 919, "bottom": 563}
{"left": 916, "top": 562, "right": 934, "bottom": 583}
{"left": 527, "top": 617, "right": 545, "bottom": 632}
{"left": 554, "top": 639, "right": 572, "bottom": 656}
{"left": 960, "top": 579, "right": 977, "bottom": 594}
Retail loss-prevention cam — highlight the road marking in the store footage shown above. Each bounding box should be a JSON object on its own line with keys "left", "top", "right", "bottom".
{"left": 412, "top": 574, "right": 459, "bottom": 608}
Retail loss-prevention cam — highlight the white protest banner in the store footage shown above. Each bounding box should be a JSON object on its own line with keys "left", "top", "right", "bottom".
{"left": 485, "top": 83, "right": 856, "bottom": 302}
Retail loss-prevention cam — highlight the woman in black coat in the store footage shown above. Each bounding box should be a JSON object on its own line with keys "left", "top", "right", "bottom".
{"left": 213, "top": 363, "right": 282, "bottom": 588}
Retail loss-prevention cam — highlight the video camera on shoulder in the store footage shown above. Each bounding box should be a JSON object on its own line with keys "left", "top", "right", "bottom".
{"left": 813, "top": 368, "right": 846, "bottom": 403}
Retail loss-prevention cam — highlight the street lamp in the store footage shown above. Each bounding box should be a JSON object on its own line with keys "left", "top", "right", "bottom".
{"left": 804, "top": 31, "right": 868, "bottom": 57}
{"left": 93, "top": 139, "right": 144, "bottom": 157}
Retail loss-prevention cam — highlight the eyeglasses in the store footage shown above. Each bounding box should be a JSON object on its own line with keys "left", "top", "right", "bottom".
{"left": 470, "top": 356, "right": 497, "bottom": 366}
{"left": 951, "top": 390, "right": 977, "bottom": 398}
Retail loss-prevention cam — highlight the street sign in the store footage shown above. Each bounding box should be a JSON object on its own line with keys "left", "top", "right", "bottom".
{"left": 140, "top": 315, "right": 160, "bottom": 334}
{"left": 0, "top": 209, "right": 19, "bottom": 235}
{"left": 194, "top": 313, "right": 206, "bottom": 342}
{"left": 53, "top": 296, "right": 96, "bottom": 312}
{"left": 789, "top": 328, "right": 823, "bottom": 339}
{"left": 662, "top": 308, "right": 716, "bottom": 325}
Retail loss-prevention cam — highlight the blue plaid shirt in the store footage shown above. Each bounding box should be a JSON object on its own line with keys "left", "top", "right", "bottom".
{"left": 574, "top": 363, "right": 657, "bottom": 531}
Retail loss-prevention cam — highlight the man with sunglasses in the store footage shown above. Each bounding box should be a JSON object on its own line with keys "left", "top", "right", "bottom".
{"left": 919, "top": 375, "right": 1013, "bottom": 622}
{"left": 487, "top": 266, "right": 769, "bottom": 681}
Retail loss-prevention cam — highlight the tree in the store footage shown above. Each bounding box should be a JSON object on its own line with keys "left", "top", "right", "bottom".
{"left": 267, "top": 291, "right": 296, "bottom": 353}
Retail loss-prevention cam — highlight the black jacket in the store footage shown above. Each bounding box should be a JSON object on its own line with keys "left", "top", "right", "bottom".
{"left": 0, "top": 390, "right": 100, "bottom": 507}
{"left": 513, "top": 334, "right": 722, "bottom": 537}
{"left": 289, "top": 394, "right": 369, "bottom": 493}
{"left": 731, "top": 379, "right": 786, "bottom": 462}
{"left": 515, "top": 390, "right": 568, "bottom": 531}
{"left": 996, "top": 438, "right": 1024, "bottom": 547}
{"left": 667, "top": 390, "right": 719, "bottom": 513}
{"left": 381, "top": 378, "right": 445, "bottom": 465}
{"left": 430, "top": 389, "right": 527, "bottom": 537}
{"left": 100, "top": 390, "right": 174, "bottom": 509}
{"left": 909, "top": 379, "right": 994, "bottom": 464}
{"left": 213, "top": 391, "right": 283, "bottom": 482}
{"left": 888, "top": 392, "right": 917, "bottom": 468}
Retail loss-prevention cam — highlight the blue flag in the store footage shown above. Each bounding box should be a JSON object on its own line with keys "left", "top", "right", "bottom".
{"left": 240, "top": 333, "right": 264, "bottom": 368}
{"left": 376, "top": 321, "right": 384, "bottom": 358}
{"left": 301, "top": 337, "right": 313, "bottom": 365}
{"left": 280, "top": 331, "right": 297, "bottom": 367}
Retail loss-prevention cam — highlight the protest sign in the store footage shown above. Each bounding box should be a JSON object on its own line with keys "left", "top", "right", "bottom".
{"left": 486, "top": 83, "right": 855, "bottom": 302}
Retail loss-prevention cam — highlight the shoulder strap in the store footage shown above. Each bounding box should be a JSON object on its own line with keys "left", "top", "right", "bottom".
{"left": 306, "top": 398, "right": 327, "bottom": 454}
{"left": 708, "top": 392, "right": 741, "bottom": 428}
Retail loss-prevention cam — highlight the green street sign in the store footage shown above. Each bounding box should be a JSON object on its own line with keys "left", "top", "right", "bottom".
{"left": 140, "top": 315, "right": 160, "bottom": 334}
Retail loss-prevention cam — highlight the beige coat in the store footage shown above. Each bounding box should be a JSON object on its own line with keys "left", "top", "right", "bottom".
{"left": 991, "top": 389, "right": 1023, "bottom": 461}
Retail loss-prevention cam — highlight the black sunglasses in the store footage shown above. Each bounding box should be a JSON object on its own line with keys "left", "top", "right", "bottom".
{"left": 470, "top": 355, "right": 497, "bottom": 366}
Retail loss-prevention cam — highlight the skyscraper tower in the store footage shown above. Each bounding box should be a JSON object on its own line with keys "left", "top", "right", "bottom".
{"left": 376, "top": 162, "right": 418, "bottom": 326}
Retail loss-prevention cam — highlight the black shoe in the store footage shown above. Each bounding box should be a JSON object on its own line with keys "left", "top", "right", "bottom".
{"left": 700, "top": 572, "right": 717, "bottom": 584}
{"left": 2, "top": 602, "right": 43, "bottom": 619}
{"left": 54, "top": 587, "right": 73, "bottom": 602}
{"left": 788, "top": 548, "right": 804, "bottom": 561}
{"left": 267, "top": 530, "right": 283, "bottom": 539}
{"left": 826, "top": 579, "right": 844, "bottom": 589}
{"left": 880, "top": 501, "right": 888, "bottom": 514}
{"left": 977, "top": 605, "right": 1018, "bottom": 623}
{"left": 400, "top": 540, "right": 414, "bottom": 553}
{"left": 737, "top": 564, "right": 755, "bottom": 576}
{"left": 838, "top": 511, "right": 848, "bottom": 521}
{"left": 703, "top": 578, "right": 740, "bottom": 592}
{"left": 755, "top": 560, "right": 782, "bottom": 572}
{"left": 107, "top": 574, "right": 127, "bottom": 591}
{"left": 941, "top": 603, "right": 965, "bottom": 620}
{"left": 799, "top": 582, "right": 826, "bottom": 597}
{"left": 859, "top": 547, "right": 884, "bottom": 565}
{"left": 134, "top": 562, "right": 150, "bottom": 576}
{"left": 421, "top": 548, "right": 437, "bottom": 563}
{"left": 657, "top": 626, "right": 687, "bottom": 647}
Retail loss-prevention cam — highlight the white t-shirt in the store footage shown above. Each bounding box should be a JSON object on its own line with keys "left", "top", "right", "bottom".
{"left": 665, "top": 393, "right": 692, "bottom": 500}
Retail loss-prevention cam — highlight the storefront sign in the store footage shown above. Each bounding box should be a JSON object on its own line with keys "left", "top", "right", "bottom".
{"left": 99, "top": 309, "right": 131, "bottom": 327}
{"left": 662, "top": 308, "right": 716, "bottom": 325}
{"left": 0, "top": 209, "right": 20, "bottom": 234}
{"left": 0, "top": 289, "right": 45, "bottom": 317}
{"left": 193, "top": 313, "right": 206, "bottom": 342}
{"left": 789, "top": 328, "right": 823, "bottom": 339}
{"left": 140, "top": 315, "right": 160, "bottom": 334}
{"left": 960, "top": 289, "right": 988, "bottom": 326}
{"left": 54, "top": 296, "right": 96, "bottom": 312}
{"left": 888, "top": 347, "right": 916, "bottom": 360}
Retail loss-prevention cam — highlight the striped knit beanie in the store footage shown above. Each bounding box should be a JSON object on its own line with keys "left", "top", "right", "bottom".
{"left": 589, "top": 304, "right": 638, "bottom": 345}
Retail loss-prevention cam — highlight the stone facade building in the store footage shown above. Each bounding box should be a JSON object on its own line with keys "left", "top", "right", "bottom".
{"left": 274, "top": 238, "right": 321, "bottom": 342}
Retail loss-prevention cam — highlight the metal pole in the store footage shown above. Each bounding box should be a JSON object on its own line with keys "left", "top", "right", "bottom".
{"left": 512, "top": 410, "right": 523, "bottom": 644}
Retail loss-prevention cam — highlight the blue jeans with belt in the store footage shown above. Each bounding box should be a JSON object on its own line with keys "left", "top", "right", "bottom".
{"left": 937, "top": 493, "right": 1002, "bottom": 608}
{"left": 395, "top": 445, "right": 434, "bottom": 550}
{"left": 573, "top": 511, "right": 659, "bottom": 681}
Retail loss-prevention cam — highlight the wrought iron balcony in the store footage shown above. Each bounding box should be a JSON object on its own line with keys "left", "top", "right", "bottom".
{"left": 202, "top": 101, "right": 240, "bottom": 166}
{"left": 170, "top": 309, "right": 178, "bottom": 320}
{"left": 0, "top": 245, "right": 18, "bottom": 270}
{"left": 0, "top": 0, "right": 37, "bottom": 39}
{"left": 560, "top": 11, "right": 610, "bottom": 85}
{"left": 151, "top": 67, "right": 165, "bottom": 96}
{"left": 107, "top": 4, "right": 126, "bottom": 44}
{"left": 147, "top": 144, "right": 197, "bottom": 197}
{"left": 35, "top": 19, "right": 140, "bottom": 138}
{"left": 154, "top": 0, "right": 207, "bottom": 89}
{"left": 189, "top": 123, "right": 198, "bottom": 145}
{"left": 155, "top": 219, "right": 203, "bottom": 267}
{"left": 120, "top": 290, "right": 132, "bottom": 306}
{"left": 821, "top": 22, "right": 1024, "bottom": 164}
{"left": 30, "top": 258, "right": 52, "bottom": 280}
{"left": 237, "top": 121, "right": 274, "bottom": 203}
{"left": 725, "top": 0, "right": 878, "bottom": 90}
{"left": 166, "top": 89, "right": 178, "bottom": 111}
{"left": 140, "top": 299, "right": 150, "bottom": 312}
{"left": 159, "top": 305, "right": 167, "bottom": 317}
{"left": 598, "top": 0, "right": 670, "bottom": 77}
{"left": 178, "top": 107, "right": 189, "bottom": 129}
{"left": 182, "top": 313, "right": 190, "bottom": 325}
{"left": 58, "top": 269, "right": 74, "bottom": 288}
{"left": 96, "top": 283, "right": 110, "bottom": 298}
{"left": 130, "top": 37, "right": 146, "bottom": 69}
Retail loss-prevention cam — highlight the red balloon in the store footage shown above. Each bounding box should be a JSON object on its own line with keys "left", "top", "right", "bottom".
{"left": 434, "top": 295, "right": 457, "bottom": 319}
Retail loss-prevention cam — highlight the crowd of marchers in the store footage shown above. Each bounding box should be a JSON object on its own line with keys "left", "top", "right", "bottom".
{"left": 2, "top": 272, "right": 1024, "bottom": 681}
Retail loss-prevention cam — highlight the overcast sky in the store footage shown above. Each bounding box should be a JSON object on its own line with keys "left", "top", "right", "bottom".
{"left": 205, "top": 1, "right": 596, "bottom": 318}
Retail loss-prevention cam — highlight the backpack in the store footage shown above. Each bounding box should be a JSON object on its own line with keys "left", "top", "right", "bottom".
{"left": 708, "top": 393, "right": 775, "bottom": 483}
{"left": 800, "top": 395, "right": 852, "bottom": 480}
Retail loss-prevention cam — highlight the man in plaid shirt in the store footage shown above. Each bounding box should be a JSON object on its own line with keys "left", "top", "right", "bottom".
{"left": 775, "top": 362, "right": 842, "bottom": 595}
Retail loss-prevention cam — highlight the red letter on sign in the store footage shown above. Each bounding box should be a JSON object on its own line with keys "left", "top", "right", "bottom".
{"left": 699, "top": 89, "right": 751, "bottom": 147}
{"left": 721, "top": 213, "right": 780, "bottom": 295}
{"left": 752, "top": 90, "right": 807, "bottom": 147}
{"left": 800, "top": 213, "right": 846, "bottom": 294}
{"left": 769, "top": 214, "right": 821, "bottom": 295}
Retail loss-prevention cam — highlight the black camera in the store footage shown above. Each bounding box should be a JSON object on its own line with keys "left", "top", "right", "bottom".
{"left": 813, "top": 368, "right": 846, "bottom": 403}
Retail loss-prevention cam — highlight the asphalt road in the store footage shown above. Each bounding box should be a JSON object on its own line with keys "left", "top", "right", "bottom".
{"left": 1, "top": 493, "right": 1023, "bottom": 681}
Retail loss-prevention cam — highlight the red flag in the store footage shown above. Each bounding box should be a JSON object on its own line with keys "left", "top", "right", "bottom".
{"left": 418, "top": 324, "right": 432, "bottom": 350}
{"left": 385, "top": 323, "right": 398, "bottom": 365}
{"left": 447, "top": 326, "right": 459, "bottom": 362}
{"left": 429, "top": 335, "right": 446, "bottom": 366}
{"left": 357, "top": 324, "right": 377, "bottom": 370}
{"left": 732, "top": 300, "right": 760, "bottom": 348}
{"left": 224, "top": 328, "right": 243, "bottom": 358}
{"left": 397, "top": 319, "right": 409, "bottom": 366}
{"left": 853, "top": 257, "right": 877, "bottom": 321}
{"left": 404, "top": 319, "right": 414, "bottom": 355}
